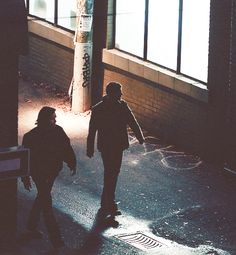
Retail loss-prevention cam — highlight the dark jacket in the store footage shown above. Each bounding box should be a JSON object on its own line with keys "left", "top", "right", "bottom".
{"left": 87, "top": 96, "right": 144, "bottom": 152}
{"left": 22, "top": 125, "right": 76, "bottom": 178}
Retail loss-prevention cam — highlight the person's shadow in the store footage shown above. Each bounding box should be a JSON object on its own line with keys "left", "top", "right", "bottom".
{"left": 73, "top": 211, "right": 118, "bottom": 255}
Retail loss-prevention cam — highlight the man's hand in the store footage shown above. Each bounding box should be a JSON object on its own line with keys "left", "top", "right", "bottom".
{"left": 21, "top": 176, "right": 32, "bottom": 191}
{"left": 86, "top": 149, "right": 94, "bottom": 158}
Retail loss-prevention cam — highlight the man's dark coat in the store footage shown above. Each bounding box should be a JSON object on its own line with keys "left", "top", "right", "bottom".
{"left": 87, "top": 96, "right": 144, "bottom": 152}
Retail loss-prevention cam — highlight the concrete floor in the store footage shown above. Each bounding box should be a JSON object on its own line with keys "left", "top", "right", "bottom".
{"left": 1, "top": 76, "right": 235, "bottom": 255}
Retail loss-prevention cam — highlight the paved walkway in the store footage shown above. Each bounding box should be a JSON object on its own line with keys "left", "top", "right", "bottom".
{"left": 0, "top": 77, "right": 235, "bottom": 255}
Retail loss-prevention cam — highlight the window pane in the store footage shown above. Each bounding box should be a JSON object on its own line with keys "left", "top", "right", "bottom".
{"left": 147, "top": 0, "right": 179, "bottom": 70}
{"left": 115, "top": 0, "right": 145, "bottom": 57}
{"left": 29, "top": 0, "right": 54, "bottom": 23}
{"left": 181, "top": 0, "right": 210, "bottom": 82}
{"left": 58, "top": 0, "right": 76, "bottom": 30}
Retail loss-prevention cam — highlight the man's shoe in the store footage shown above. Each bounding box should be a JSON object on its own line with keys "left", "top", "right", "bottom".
{"left": 110, "top": 203, "right": 122, "bottom": 216}
{"left": 97, "top": 207, "right": 110, "bottom": 218}
{"left": 97, "top": 207, "right": 122, "bottom": 218}
{"left": 111, "top": 209, "right": 122, "bottom": 216}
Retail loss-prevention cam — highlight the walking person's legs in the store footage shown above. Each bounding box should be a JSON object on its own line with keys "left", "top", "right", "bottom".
{"left": 100, "top": 149, "right": 123, "bottom": 215}
{"left": 41, "top": 176, "right": 64, "bottom": 248}
{"left": 27, "top": 195, "right": 42, "bottom": 237}
{"left": 26, "top": 176, "right": 44, "bottom": 238}
{"left": 29, "top": 175, "right": 64, "bottom": 247}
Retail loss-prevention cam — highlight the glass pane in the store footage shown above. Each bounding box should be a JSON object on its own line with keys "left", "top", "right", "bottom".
{"left": 147, "top": 0, "right": 179, "bottom": 70}
{"left": 115, "top": 0, "right": 145, "bottom": 57}
{"left": 58, "top": 0, "right": 76, "bottom": 30}
{"left": 181, "top": 0, "right": 210, "bottom": 82}
{"left": 29, "top": 0, "right": 54, "bottom": 23}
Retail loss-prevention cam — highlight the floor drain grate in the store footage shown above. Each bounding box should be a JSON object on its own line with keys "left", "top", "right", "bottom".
{"left": 115, "top": 232, "right": 167, "bottom": 251}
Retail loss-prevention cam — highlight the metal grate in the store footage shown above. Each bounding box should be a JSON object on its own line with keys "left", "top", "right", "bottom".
{"left": 115, "top": 232, "right": 167, "bottom": 251}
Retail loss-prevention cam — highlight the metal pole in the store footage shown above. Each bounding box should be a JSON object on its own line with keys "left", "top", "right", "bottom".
{"left": 71, "top": 0, "right": 94, "bottom": 113}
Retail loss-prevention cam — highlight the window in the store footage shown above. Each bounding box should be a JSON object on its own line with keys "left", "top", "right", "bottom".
{"left": 115, "top": 0, "right": 145, "bottom": 57}
{"left": 181, "top": 0, "right": 210, "bottom": 82}
{"left": 29, "top": 0, "right": 54, "bottom": 23}
{"left": 26, "top": 0, "right": 76, "bottom": 31}
{"left": 58, "top": 0, "right": 76, "bottom": 30}
{"left": 147, "top": 0, "right": 179, "bottom": 70}
{"left": 115, "top": 0, "right": 210, "bottom": 83}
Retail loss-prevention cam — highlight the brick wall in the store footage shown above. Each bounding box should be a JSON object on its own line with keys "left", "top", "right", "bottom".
{"left": 19, "top": 17, "right": 208, "bottom": 155}
{"left": 19, "top": 34, "right": 74, "bottom": 91}
{"left": 103, "top": 67, "right": 208, "bottom": 154}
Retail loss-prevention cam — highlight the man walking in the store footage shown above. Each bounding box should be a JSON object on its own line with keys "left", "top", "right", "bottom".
{"left": 87, "top": 82, "right": 144, "bottom": 218}
{"left": 22, "top": 106, "right": 77, "bottom": 248}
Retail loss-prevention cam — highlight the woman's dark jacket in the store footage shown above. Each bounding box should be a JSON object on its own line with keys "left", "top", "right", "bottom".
{"left": 22, "top": 125, "right": 76, "bottom": 178}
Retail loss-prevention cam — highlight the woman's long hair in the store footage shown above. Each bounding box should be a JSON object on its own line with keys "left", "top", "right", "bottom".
{"left": 36, "top": 106, "right": 55, "bottom": 128}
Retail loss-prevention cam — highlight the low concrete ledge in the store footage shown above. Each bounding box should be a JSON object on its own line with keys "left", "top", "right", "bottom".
{"left": 28, "top": 17, "right": 74, "bottom": 50}
{"left": 102, "top": 49, "right": 208, "bottom": 103}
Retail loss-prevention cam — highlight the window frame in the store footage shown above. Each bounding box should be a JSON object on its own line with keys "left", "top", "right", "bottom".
{"left": 113, "top": 0, "right": 209, "bottom": 84}
{"left": 25, "top": 0, "right": 76, "bottom": 33}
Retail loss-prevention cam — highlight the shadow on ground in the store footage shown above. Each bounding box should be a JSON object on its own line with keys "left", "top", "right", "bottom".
{"left": 0, "top": 191, "right": 115, "bottom": 255}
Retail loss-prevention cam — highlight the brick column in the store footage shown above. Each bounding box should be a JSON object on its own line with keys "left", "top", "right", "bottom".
{"left": 0, "top": 55, "right": 19, "bottom": 237}
{"left": 206, "top": 0, "right": 232, "bottom": 166}
{"left": 224, "top": 0, "right": 236, "bottom": 170}
{"left": 91, "top": 0, "right": 109, "bottom": 105}
{"left": 0, "top": 0, "right": 28, "bottom": 240}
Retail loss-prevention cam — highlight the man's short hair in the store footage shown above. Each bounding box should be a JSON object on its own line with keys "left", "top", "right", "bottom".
{"left": 105, "top": 82, "right": 122, "bottom": 95}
